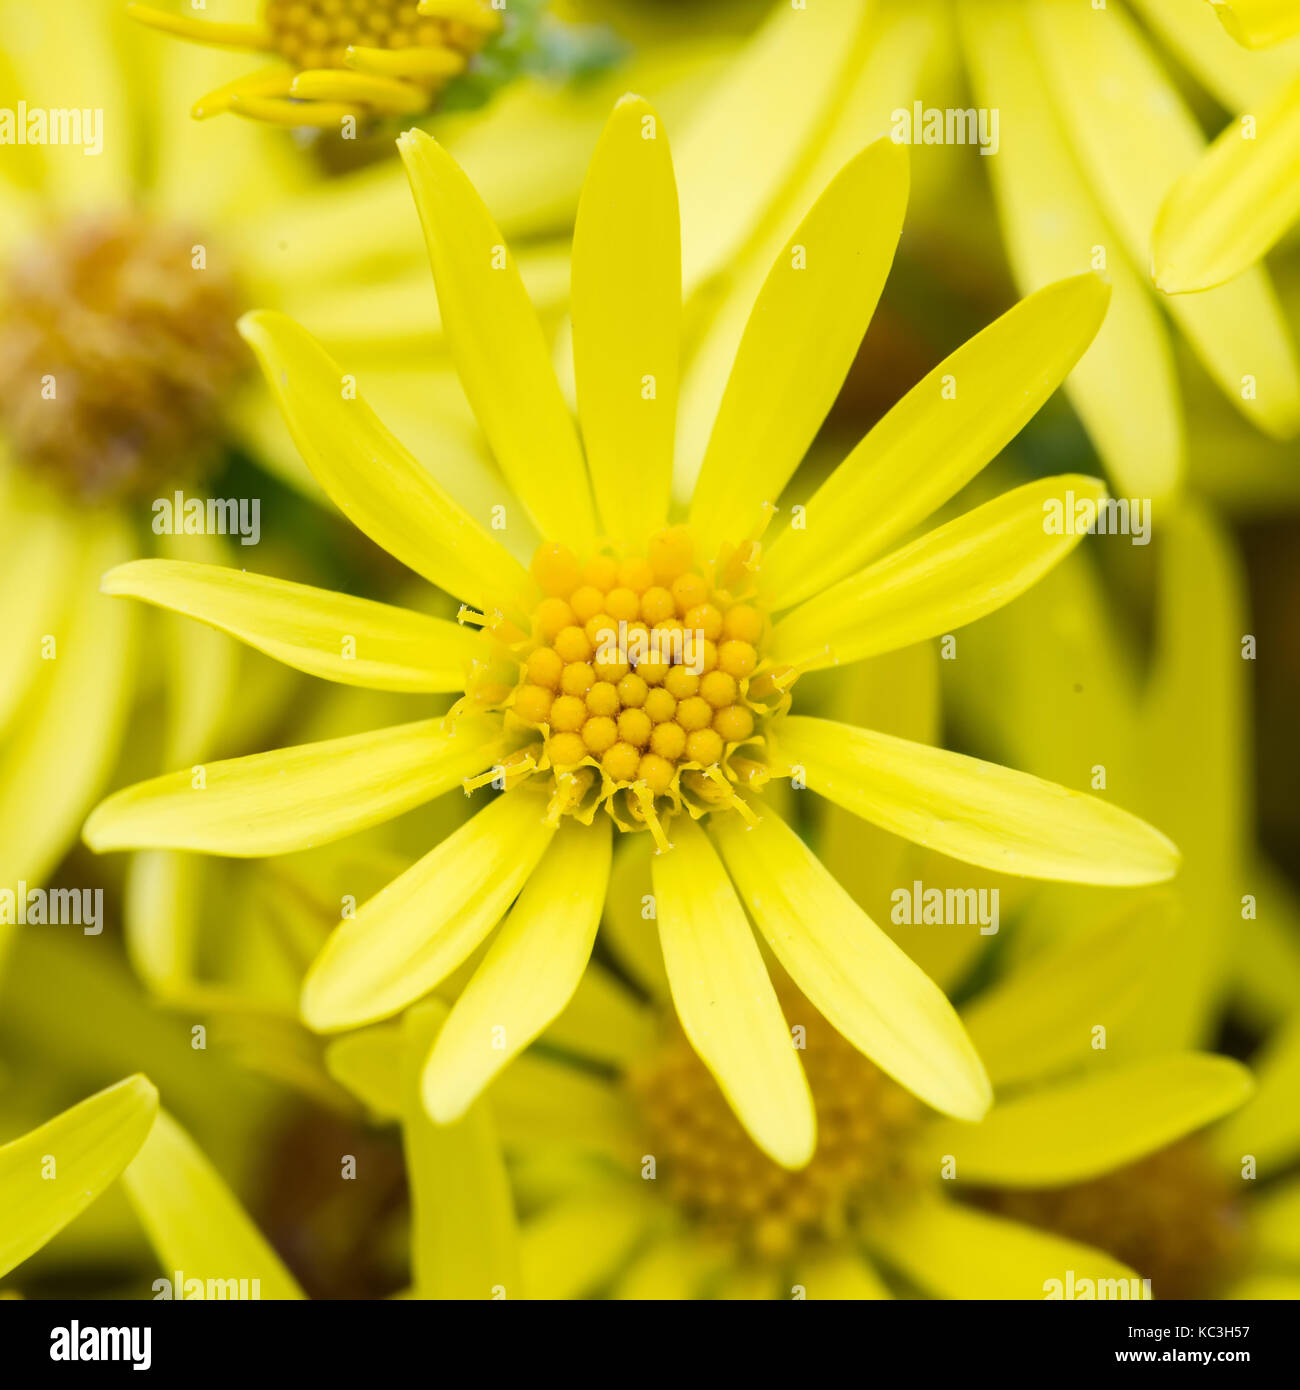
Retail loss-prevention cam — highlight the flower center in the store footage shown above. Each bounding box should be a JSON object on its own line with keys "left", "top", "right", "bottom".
{"left": 264, "top": 0, "right": 495, "bottom": 76}
{"left": 0, "top": 210, "right": 245, "bottom": 503}
{"left": 629, "top": 1010, "right": 923, "bottom": 1263}
{"left": 463, "top": 528, "right": 783, "bottom": 845}
{"left": 973, "top": 1139, "right": 1249, "bottom": 1299}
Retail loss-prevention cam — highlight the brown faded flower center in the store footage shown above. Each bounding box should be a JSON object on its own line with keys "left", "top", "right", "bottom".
{"left": 264, "top": 0, "right": 495, "bottom": 74}
{"left": 974, "top": 1139, "right": 1250, "bottom": 1299}
{"left": 0, "top": 210, "right": 245, "bottom": 503}
{"left": 629, "top": 1010, "right": 922, "bottom": 1263}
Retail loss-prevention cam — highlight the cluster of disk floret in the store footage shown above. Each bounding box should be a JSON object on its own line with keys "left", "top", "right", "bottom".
{"left": 629, "top": 1011, "right": 922, "bottom": 1262}
{"left": 460, "top": 527, "right": 776, "bottom": 847}
{"left": 265, "top": 0, "right": 497, "bottom": 80}
{"left": 975, "top": 1139, "right": 1247, "bottom": 1300}
{"left": 0, "top": 212, "right": 244, "bottom": 502}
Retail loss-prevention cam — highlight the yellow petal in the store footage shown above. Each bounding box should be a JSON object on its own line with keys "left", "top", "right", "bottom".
{"left": 0, "top": 1076, "right": 158, "bottom": 1279}
{"left": 768, "top": 476, "right": 1109, "bottom": 672}
{"left": 571, "top": 95, "right": 680, "bottom": 546}
{"left": 1251, "top": 1173, "right": 1300, "bottom": 1263}
{"left": 521, "top": 1187, "right": 657, "bottom": 1299}
{"left": 397, "top": 128, "right": 596, "bottom": 555}
{"left": 603, "top": 831, "right": 671, "bottom": 1003}
{"left": 761, "top": 275, "right": 1110, "bottom": 610}
{"left": 324, "top": 1024, "right": 404, "bottom": 1121}
{"left": 1213, "top": 1011, "right": 1300, "bottom": 1172}
{"left": 301, "top": 789, "right": 555, "bottom": 1030}
{"left": 926, "top": 1054, "right": 1253, "bottom": 1187}
{"left": 613, "top": 1231, "right": 729, "bottom": 1300}
{"left": 687, "top": 138, "right": 909, "bottom": 552}
{"left": 710, "top": 812, "right": 991, "bottom": 1123}
{"left": 102, "top": 559, "right": 483, "bottom": 692}
{"left": 959, "top": 0, "right": 1183, "bottom": 498}
{"left": 1209, "top": 0, "right": 1300, "bottom": 47}
{"left": 1155, "top": 73, "right": 1300, "bottom": 292}
{"left": 651, "top": 815, "right": 814, "bottom": 1169}
{"left": 772, "top": 715, "right": 1179, "bottom": 884}
{"left": 791, "top": 1248, "right": 892, "bottom": 1300}
{"left": 489, "top": 1052, "right": 640, "bottom": 1163}
{"left": 122, "top": 1108, "right": 304, "bottom": 1299}
{"left": 400, "top": 1002, "right": 520, "bottom": 1299}
{"left": 962, "top": 902, "right": 1166, "bottom": 1087}
{"left": 85, "top": 716, "right": 505, "bottom": 858}
{"left": 1030, "top": 0, "right": 1300, "bottom": 437}
{"left": 540, "top": 958, "right": 658, "bottom": 1068}
{"left": 674, "top": 0, "right": 873, "bottom": 294}
{"left": 238, "top": 310, "right": 528, "bottom": 613}
{"left": 873, "top": 1197, "right": 1141, "bottom": 1299}
{"left": 424, "top": 818, "right": 611, "bottom": 1122}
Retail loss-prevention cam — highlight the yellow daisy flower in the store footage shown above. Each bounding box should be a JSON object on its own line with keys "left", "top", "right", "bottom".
{"left": 127, "top": 0, "right": 506, "bottom": 125}
{"left": 84, "top": 96, "right": 1180, "bottom": 1167}
{"left": 323, "top": 933, "right": 1253, "bottom": 1299}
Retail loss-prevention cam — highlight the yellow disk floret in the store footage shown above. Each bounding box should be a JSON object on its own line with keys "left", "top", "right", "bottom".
{"left": 495, "top": 533, "right": 774, "bottom": 838}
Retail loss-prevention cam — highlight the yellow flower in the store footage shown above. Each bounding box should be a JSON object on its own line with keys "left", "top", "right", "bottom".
{"left": 324, "top": 935, "right": 1255, "bottom": 1299}
{"left": 127, "top": 0, "right": 504, "bottom": 125}
{"left": 85, "top": 96, "right": 1180, "bottom": 1167}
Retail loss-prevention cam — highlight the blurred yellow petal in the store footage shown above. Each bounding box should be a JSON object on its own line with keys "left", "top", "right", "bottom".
{"left": 122, "top": 1107, "right": 304, "bottom": 1299}
{"left": 521, "top": 1187, "right": 657, "bottom": 1299}
{"left": 652, "top": 815, "right": 814, "bottom": 1170}
{"left": 401, "top": 1002, "right": 519, "bottom": 1299}
{"left": 239, "top": 310, "right": 528, "bottom": 613}
{"left": 959, "top": 0, "right": 1183, "bottom": 498}
{"left": 688, "top": 138, "right": 908, "bottom": 552}
{"left": 541, "top": 959, "right": 658, "bottom": 1069}
{"left": 1155, "top": 74, "right": 1300, "bottom": 292}
{"left": 85, "top": 716, "right": 505, "bottom": 858}
{"left": 103, "top": 559, "right": 483, "bottom": 693}
{"left": 873, "top": 1197, "right": 1140, "bottom": 1299}
{"left": 489, "top": 1052, "right": 640, "bottom": 1162}
{"left": 0, "top": 502, "right": 76, "bottom": 736}
{"left": 398, "top": 129, "right": 596, "bottom": 555}
{"left": 712, "top": 812, "right": 990, "bottom": 1122}
{"left": 424, "top": 819, "right": 610, "bottom": 1122}
{"left": 674, "top": 0, "right": 872, "bottom": 293}
{"left": 571, "top": 95, "right": 679, "bottom": 546}
{"left": 772, "top": 715, "right": 1179, "bottom": 885}
{"left": 324, "top": 1024, "right": 403, "bottom": 1121}
{"left": 1251, "top": 1173, "right": 1300, "bottom": 1263}
{"left": 1213, "top": 1012, "right": 1300, "bottom": 1172}
{"left": 0, "top": 1076, "right": 158, "bottom": 1279}
{"left": 763, "top": 275, "right": 1110, "bottom": 610}
{"left": 613, "top": 1230, "right": 727, "bottom": 1300}
{"left": 928, "top": 1054, "right": 1252, "bottom": 1187}
{"left": 769, "top": 476, "right": 1108, "bottom": 672}
{"left": 602, "top": 831, "right": 671, "bottom": 1003}
{"left": 1030, "top": 0, "right": 1300, "bottom": 437}
{"left": 963, "top": 903, "right": 1166, "bottom": 1087}
{"left": 1209, "top": 0, "right": 1300, "bottom": 47}
{"left": 301, "top": 789, "right": 554, "bottom": 1030}
{"left": 792, "top": 1248, "right": 891, "bottom": 1300}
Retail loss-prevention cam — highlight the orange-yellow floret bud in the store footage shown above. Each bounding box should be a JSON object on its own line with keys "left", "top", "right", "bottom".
{"left": 535, "top": 597, "right": 574, "bottom": 641}
{"left": 664, "top": 667, "right": 699, "bottom": 700}
{"left": 603, "top": 741, "right": 641, "bottom": 781}
{"left": 532, "top": 543, "right": 581, "bottom": 597}
{"left": 700, "top": 670, "right": 738, "bottom": 708}
{"left": 648, "top": 528, "right": 694, "bottom": 583}
{"left": 685, "top": 603, "right": 723, "bottom": 642}
{"left": 640, "top": 585, "right": 676, "bottom": 624}
{"left": 560, "top": 662, "right": 595, "bottom": 697}
{"left": 637, "top": 753, "right": 675, "bottom": 795}
{"left": 617, "top": 557, "right": 655, "bottom": 594}
{"left": 686, "top": 728, "right": 724, "bottom": 765}
{"left": 526, "top": 647, "right": 563, "bottom": 690}
{"left": 718, "top": 639, "right": 757, "bottom": 679}
{"left": 714, "top": 704, "right": 754, "bottom": 743}
{"left": 586, "top": 681, "right": 620, "bottom": 717}
{"left": 548, "top": 731, "right": 586, "bottom": 766}
{"left": 549, "top": 694, "right": 587, "bottom": 732}
{"left": 676, "top": 696, "right": 712, "bottom": 732}
{"left": 582, "top": 715, "right": 618, "bottom": 755}
{"left": 514, "top": 684, "right": 553, "bottom": 724}
{"left": 617, "top": 673, "right": 648, "bottom": 708}
{"left": 554, "top": 625, "right": 594, "bottom": 663}
{"left": 722, "top": 603, "right": 764, "bottom": 644}
{"left": 649, "top": 721, "right": 686, "bottom": 760}
{"left": 618, "top": 708, "right": 652, "bottom": 748}
{"left": 644, "top": 688, "right": 677, "bottom": 723}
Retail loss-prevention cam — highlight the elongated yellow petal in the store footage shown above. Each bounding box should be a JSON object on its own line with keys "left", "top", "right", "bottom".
{"left": 239, "top": 310, "right": 528, "bottom": 613}
{"left": 711, "top": 812, "right": 991, "bottom": 1123}
{"left": 674, "top": 0, "right": 872, "bottom": 294}
{"left": 1030, "top": 0, "right": 1300, "bottom": 437}
{"left": 762, "top": 276, "right": 1110, "bottom": 610}
{"left": 489, "top": 1052, "right": 640, "bottom": 1162}
{"left": 571, "top": 95, "right": 680, "bottom": 547}
{"left": 603, "top": 831, "right": 671, "bottom": 1002}
{"left": 769, "top": 476, "right": 1107, "bottom": 672}
{"left": 929, "top": 1054, "right": 1252, "bottom": 1188}
{"left": 424, "top": 818, "right": 611, "bottom": 1122}
{"left": 521, "top": 1187, "right": 657, "bottom": 1299}
{"left": 122, "top": 1108, "right": 304, "bottom": 1299}
{"left": 1251, "top": 1174, "right": 1300, "bottom": 1263}
{"left": 401, "top": 1002, "right": 520, "bottom": 1299}
{"left": 301, "top": 789, "right": 555, "bottom": 1030}
{"left": 397, "top": 129, "right": 596, "bottom": 554}
{"left": 792, "top": 1248, "right": 892, "bottom": 1300}
{"left": 959, "top": 0, "right": 1183, "bottom": 499}
{"left": 85, "top": 716, "right": 504, "bottom": 858}
{"left": 102, "top": 559, "right": 483, "bottom": 692}
{"left": 1209, "top": 0, "right": 1300, "bottom": 47}
{"left": 0, "top": 1076, "right": 158, "bottom": 1279}
{"left": 1155, "top": 74, "right": 1300, "bottom": 292}
{"left": 688, "top": 138, "right": 908, "bottom": 552}
{"left": 772, "top": 715, "right": 1179, "bottom": 885}
{"left": 613, "top": 1230, "right": 729, "bottom": 1300}
{"left": 541, "top": 959, "right": 658, "bottom": 1068}
{"left": 324, "top": 1024, "right": 404, "bottom": 1120}
{"left": 962, "top": 903, "right": 1166, "bottom": 1087}
{"left": 873, "top": 1197, "right": 1141, "bottom": 1299}
{"left": 652, "top": 815, "right": 814, "bottom": 1169}
{"left": 0, "top": 503, "right": 76, "bottom": 737}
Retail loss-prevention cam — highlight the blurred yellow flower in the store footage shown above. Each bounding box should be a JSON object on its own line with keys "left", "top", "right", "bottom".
{"left": 85, "top": 97, "right": 1180, "bottom": 1169}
